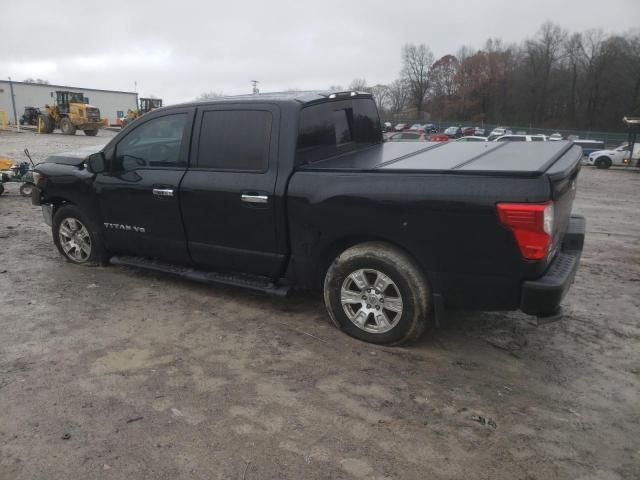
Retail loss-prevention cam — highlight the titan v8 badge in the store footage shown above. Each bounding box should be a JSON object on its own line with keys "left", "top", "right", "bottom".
{"left": 104, "top": 222, "right": 146, "bottom": 233}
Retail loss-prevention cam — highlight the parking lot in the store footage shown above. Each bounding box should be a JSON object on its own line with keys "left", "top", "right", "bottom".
{"left": 1, "top": 129, "right": 639, "bottom": 479}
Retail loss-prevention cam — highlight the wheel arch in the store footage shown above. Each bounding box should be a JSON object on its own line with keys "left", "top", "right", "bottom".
{"left": 46, "top": 196, "right": 76, "bottom": 218}
{"left": 315, "top": 235, "right": 431, "bottom": 291}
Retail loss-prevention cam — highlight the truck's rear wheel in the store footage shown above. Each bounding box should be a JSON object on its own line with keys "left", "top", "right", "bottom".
{"left": 595, "top": 157, "right": 611, "bottom": 169}
{"left": 324, "top": 242, "right": 430, "bottom": 346}
{"left": 60, "top": 117, "right": 77, "bottom": 135}
{"left": 52, "top": 205, "right": 107, "bottom": 265}
{"left": 83, "top": 129, "right": 98, "bottom": 136}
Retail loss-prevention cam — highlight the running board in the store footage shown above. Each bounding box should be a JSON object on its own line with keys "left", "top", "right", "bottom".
{"left": 109, "top": 256, "right": 290, "bottom": 297}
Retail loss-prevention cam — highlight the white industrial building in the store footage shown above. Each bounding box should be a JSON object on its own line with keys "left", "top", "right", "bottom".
{"left": 0, "top": 80, "right": 138, "bottom": 126}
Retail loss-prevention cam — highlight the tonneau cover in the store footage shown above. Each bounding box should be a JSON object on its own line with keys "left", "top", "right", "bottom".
{"left": 300, "top": 141, "right": 582, "bottom": 176}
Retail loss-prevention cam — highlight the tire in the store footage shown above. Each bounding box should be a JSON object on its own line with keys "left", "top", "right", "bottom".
{"left": 52, "top": 205, "right": 107, "bottom": 266}
{"left": 324, "top": 242, "right": 431, "bottom": 346}
{"left": 595, "top": 157, "right": 611, "bottom": 169}
{"left": 59, "top": 117, "right": 77, "bottom": 135}
{"left": 40, "top": 114, "right": 54, "bottom": 134}
{"left": 0, "top": 183, "right": 4, "bottom": 195}
{"left": 19, "top": 182, "right": 35, "bottom": 197}
{"left": 83, "top": 129, "right": 98, "bottom": 136}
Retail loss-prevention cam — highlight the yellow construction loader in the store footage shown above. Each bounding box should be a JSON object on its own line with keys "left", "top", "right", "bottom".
{"left": 40, "top": 91, "right": 102, "bottom": 136}
{"left": 121, "top": 97, "right": 163, "bottom": 128}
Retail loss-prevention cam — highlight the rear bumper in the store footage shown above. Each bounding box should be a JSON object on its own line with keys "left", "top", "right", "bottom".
{"left": 520, "top": 214, "right": 585, "bottom": 316}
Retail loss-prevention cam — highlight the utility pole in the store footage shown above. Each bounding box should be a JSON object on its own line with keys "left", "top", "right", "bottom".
{"left": 251, "top": 80, "right": 260, "bottom": 95}
{"left": 8, "top": 77, "right": 17, "bottom": 125}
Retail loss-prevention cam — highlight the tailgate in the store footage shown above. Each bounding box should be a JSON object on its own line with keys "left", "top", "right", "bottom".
{"left": 545, "top": 144, "right": 583, "bottom": 257}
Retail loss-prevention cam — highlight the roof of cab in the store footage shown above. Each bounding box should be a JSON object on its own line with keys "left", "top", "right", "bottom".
{"left": 172, "top": 90, "right": 374, "bottom": 109}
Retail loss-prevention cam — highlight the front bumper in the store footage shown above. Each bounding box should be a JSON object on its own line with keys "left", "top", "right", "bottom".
{"left": 31, "top": 186, "right": 53, "bottom": 226}
{"left": 520, "top": 214, "right": 586, "bottom": 317}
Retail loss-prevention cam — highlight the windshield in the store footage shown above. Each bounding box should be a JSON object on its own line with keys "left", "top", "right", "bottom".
{"left": 69, "top": 93, "right": 84, "bottom": 103}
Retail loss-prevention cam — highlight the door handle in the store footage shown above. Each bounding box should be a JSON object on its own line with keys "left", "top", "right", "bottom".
{"left": 241, "top": 194, "right": 269, "bottom": 204}
{"left": 152, "top": 188, "right": 174, "bottom": 197}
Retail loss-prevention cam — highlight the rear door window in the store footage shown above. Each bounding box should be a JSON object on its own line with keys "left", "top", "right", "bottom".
{"left": 196, "top": 110, "right": 272, "bottom": 171}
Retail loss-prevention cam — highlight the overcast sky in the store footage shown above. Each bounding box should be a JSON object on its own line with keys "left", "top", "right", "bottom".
{"left": 1, "top": 0, "right": 638, "bottom": 104}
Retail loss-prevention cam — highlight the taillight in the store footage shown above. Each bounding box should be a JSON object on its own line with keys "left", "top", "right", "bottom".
{"left": 496, "top": 202, "right": 554, "bottom": 260}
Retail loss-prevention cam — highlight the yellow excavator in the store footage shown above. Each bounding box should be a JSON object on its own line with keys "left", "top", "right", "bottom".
{"left": 40, "top": 91, "right": 102, "bottom": 136}
{"left": 121, "top": 97, "right": 163, "bottom": 128}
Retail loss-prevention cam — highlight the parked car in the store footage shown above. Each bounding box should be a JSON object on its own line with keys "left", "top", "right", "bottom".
{"left": 423, "top": 123, "right": 438, "bottom": 133}
{"left": 429, "top": 133, "right": 449, "bottom": 142}
{"left": 474, "top": 127, "right": 486, "bottom": 136}
{"left": 383, "top": 122, "right": 393, "bottom": 132}
{"left": 586, "top": 142, "right": 640, "bottom": 169}
{"left": 444, "top": 126, "right": 463, "bottom": 138}
{"left": 461, "top": 126, "right": 476, "bottom": 136}
{"left": 394, "top": 123, "right": 409, "bottom": 132}
{"left": 572, "top": 140, "right": 605, "bottom": 157}
{"left": 494, "top": 135, "right": 548, "bottom": 142}
{"left": 32, "top": 90, "right": 585, "bottom": 346}
{"left": 549, "top": 133, "right": 563, "bottom": 141}
{"left": 488, "top": 127, "right": 512, "bottom": 140}
{"left": 455, "top": 136, "right": 488, "bottom": 142}
{"left": 387, "top": 132, "right": 427, "bottom": 142}
{"left": 409, "top": 123, "right": 425, "bottom": 131}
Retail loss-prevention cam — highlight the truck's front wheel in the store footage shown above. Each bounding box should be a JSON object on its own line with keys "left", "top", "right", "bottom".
{"left": 52, "top": 205, "right": 107, "bottom": 265}
{"left": 324, "top": 242, "right": 431, "bottom": 346}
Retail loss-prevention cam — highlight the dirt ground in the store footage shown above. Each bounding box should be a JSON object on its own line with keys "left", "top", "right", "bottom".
{"left": 0, "top": 129, "right": 639, "bottom": 480}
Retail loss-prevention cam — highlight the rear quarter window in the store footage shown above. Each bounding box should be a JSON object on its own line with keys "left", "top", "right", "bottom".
{"left": 296, "top": 98, "right": 382, "bottom": 164}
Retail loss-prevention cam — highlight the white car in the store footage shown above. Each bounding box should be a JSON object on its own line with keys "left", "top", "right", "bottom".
{"left": 586, "top": 143, "right": 640, "bottom": 169}
{"left": 549, "top": 133, "right": 563, "bottom": 141}
{"left": 494, "top": 135, "right": 548, "bottom": 142}
{"left": 489, "top": 127, "right": 512, "bottom": 138}
{"left": 455, "top": 136, "right": 488, "bottom": 142}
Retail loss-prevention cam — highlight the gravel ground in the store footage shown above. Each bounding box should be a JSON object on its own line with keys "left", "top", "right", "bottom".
{"left": 1, "top": 129, "right": 639, "bottom": 480}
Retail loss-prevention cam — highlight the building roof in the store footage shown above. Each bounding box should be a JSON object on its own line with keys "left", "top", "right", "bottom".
{"left": 0, "top": 79, "right": 137, "bottom": 95}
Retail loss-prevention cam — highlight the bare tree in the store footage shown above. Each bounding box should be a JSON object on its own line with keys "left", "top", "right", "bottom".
{"left": 401, "top": 43, "right": 434, "bottom": 115}
{"left": 23, "top": 78, "right": 49, "bottom": 84}
{"left": 348, "top": 78, "right": 368, "bottom": 91}
{"left": 386, "top": 79, "right": 409, "bottom": 114}
{"left": 196, "top": 91, "right": 224, "bottom": 101}
{"left": 523, "top": 22, "right": 567, "bottom": 124}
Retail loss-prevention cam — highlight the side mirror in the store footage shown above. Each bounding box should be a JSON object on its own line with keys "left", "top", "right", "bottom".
{"left": 86, "top": 152, "right": 106, "bottom": 174}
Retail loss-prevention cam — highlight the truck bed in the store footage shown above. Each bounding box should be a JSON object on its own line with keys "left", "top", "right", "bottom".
{"left": 299, "top": 140, "right": 582, "bottom": 176}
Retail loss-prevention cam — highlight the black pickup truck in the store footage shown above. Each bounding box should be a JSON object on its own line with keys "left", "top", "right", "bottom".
{"left": 32, "top": 91, "right": 585, "bottom": 346}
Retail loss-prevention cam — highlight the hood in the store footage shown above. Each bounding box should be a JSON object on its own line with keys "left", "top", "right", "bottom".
{"left": 44, "top": 144, "right": 105, "bottom": 166}
{"left": 589, "top": 149, "right": 613, "bottom": 157}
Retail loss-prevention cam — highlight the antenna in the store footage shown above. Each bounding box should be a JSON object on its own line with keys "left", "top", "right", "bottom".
{"left": 251, "top": 80, "right": 260, "bottom": 94}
